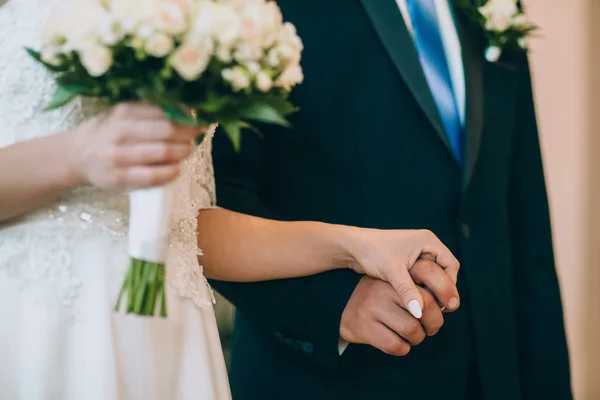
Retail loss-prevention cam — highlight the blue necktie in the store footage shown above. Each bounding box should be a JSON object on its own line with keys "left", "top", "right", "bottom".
{"left": 406, "top": 0, "right": 463, "bottom": 164}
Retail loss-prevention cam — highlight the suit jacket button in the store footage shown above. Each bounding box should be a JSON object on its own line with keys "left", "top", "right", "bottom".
{"left": 461, "top": 223, "right": 471, "bottom": 239}
{"left": 302, "top": 342, "right": 314, "bottom": 354}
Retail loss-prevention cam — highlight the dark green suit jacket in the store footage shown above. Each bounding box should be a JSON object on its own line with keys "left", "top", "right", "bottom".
{"left": 210, "top": 1, "right": 572, "bottom": 399}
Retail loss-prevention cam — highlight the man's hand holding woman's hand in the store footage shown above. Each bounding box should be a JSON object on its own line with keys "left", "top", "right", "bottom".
{"left": 337, "top": 228, "right": 460, "bottom": 356}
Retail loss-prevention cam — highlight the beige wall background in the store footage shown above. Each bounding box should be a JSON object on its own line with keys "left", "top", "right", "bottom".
{"left": 527, "top": 1, "right": 600, "bottom": 399}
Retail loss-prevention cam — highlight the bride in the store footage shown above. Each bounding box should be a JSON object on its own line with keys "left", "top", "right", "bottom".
{"left": 0, "top": 0, "right": 459, "bottom": 399}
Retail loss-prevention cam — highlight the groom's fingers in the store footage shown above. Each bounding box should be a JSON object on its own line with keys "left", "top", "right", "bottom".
{"left": 371, "top": 323, "right": 412, "bottom": 357}
{"left": 419, "top": 231, "right": 460, "bottom": 285}
{"left": 410, "top": 260, "right": 460, "bottom": 312}
{"left": 376, "top": 300, "right": 426, "bottom": 346}
{"left": 416, "top": 287, "right": 445, "bottom": 336}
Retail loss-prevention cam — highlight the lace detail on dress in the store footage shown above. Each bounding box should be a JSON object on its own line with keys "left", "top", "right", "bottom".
{"left": 168, "top": 126, "right": 217, "bottom": 308}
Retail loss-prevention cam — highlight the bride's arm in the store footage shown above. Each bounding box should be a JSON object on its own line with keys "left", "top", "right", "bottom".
{"left": 197, "top": 207, "right": 459, "bottom": 314}
{"left": 0, "top": 104, "right": 199, "bottom": 223}
{"left": 197, "top": 208, "right": 351, "bottom": 281}
{"left": 0, "top": 132, "right": 82, "bottom": 222}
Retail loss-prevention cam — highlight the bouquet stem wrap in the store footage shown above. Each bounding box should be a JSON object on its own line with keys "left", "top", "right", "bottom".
{"left": 115, "top": 185, "right": 174, "bottom": 317}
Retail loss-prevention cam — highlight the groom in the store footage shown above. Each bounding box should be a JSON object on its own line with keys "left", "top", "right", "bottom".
{"left": 211, "top": 0, "right": 572, "bottom": 399}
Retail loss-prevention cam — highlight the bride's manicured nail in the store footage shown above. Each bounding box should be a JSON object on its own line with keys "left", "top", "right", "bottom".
{"left": 448, "top": 296, "right": 459, "bottom": 310}
{"left": 408, "top": 300, "right": 422, "bottom": 319}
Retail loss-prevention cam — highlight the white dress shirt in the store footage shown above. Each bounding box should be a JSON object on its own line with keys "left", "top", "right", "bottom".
{"left": 338, "top": 0, "right": 466, "bottom": 356}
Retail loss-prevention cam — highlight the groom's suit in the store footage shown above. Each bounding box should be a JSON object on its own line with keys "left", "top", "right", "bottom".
{"left": 211, "top": 1, "right": 572, "bottom": 399}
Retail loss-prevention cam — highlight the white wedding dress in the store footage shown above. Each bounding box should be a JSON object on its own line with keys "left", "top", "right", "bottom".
{"left": 0, "top": 0, "right": 231, "bottom": 399}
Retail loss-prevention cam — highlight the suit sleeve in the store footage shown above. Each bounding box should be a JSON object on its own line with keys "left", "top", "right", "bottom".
{"left": 209, "top": 127, "right": 362, "bottom": 370}
{"left": 508, "top": 56, "right": 573, "bottom": 399}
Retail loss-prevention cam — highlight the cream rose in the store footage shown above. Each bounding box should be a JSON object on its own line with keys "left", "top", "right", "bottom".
{"left": 41, "top": 47, "right": 61, "bottom": 66}
{"left": 485, "top": 14, "right": 511, "bottom": 32}
{"left": 275, "top": 63, "right": 304, "bottom": 91}
{"left": 145, "top": 33, "right": 174, "bottom": 57}
{"left": 80, "top": 44, "right": 113, "bottom": 77}
{"left": 110, "top": 0, "right": 158, "bottom": 34}
{"left": 222, "top": 66, "right": 251, "bottom": 92}
{"left": 255, "top": 71, "right": 273, "bottom": 93}
{"left": 154, "top": 2, "right": 187, "bottom": 35}
{"left": 479, "top": 0, "right": 518, "bottom": 20}
{"left": 211, "top": 4, "right": 242, "bottom": 46}
{"left": 170, "top": 43, "right": 211, "bottom": 81}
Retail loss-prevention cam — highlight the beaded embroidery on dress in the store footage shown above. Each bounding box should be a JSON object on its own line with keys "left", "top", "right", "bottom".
{"left": 0, "top": 0, "right": 216, "bottom": 321}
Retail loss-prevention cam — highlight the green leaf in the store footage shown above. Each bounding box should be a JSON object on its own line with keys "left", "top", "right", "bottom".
{"left": 253, "top": 96, "right": 298, "bottom": 116}
{"left": 25, "top": 47, "right": 43, "bottom": 64}
{"left": 239, "top": 102, "right": 291, "bottom": 128}
{"left": 25, "top": 47, "right": 69, "bottom": 73}
{"left": 56, "top": 73, "right": 99, "bottom": 96}
{"left": 44, "top": 86, "right": 78, "bottom": 111}
{"left": 162, "top": 106, "right": 198, "bottom": 126}
{"left": 237, "top": 121, "right": 262, "bottom": 138}
{"left": 221, "top": 122, "right": 242, "bottom": 153}
{"left": 196, "top": 91, "right": 230, "bottom": 114}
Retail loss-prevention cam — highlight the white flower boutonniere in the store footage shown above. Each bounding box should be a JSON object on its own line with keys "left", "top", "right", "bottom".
{"left": 462, "top": 0, "right": 538, "bottom": 62}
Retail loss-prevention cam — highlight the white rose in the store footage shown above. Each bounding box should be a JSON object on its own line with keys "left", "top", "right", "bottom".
{"left": 216, "top": 45, "right": 232, "bottom": 63}
{"left": 274, "top": 63, "right": 303, "bottom": 91}
{"left": 479, "top": 0, "right": 518, "bottom": 18}
{"left": 278, "top": 22, "right": 303, "bottom": 51}
{"left": 170, "top": 43, "right": 211, "bottom": 81}
{"left": 41, "top": 47, "right": 61, "bottom": 66}
{"left": 233, "top": 44, "right": 262, "bottom": 62}
{"left": 173, "top": 0, "right": 194, "bottom": 13}
{"left": 189, "top": 1, "right": 219, "bottom": 43}
{"left": 518, "top": 38, "right": 527, "bottom": 49}
{"left": 80, "top": 44, "right": 113, "bottom": 76}
{"left": 110, "top": 0, "right": 158, "bottom": 34}
{"left": 137, "top": 25, "right": 155, "bottom": 40}
{"left": 98, "top": 18, "right": 124, "bottom": 46}
{"left": 259, "top": 1, "right": 283, "bottom": 45}
{"left": 222, "top": 66, "right": 251, "bottom": 92}
{"left": 485, "top": 14, "right": 511, "bottom": 32}
{"left": 154, "top": 2, "right": 187, "bottom": 35}
{"left": 266, "top": 47, "right": 281, "bottom": 67}
{"left": 245, "top": 61, "right": 261, "bottom": 75}
{"left": 238, "top": 2, "right": 264, "bottom": 47}
{"left": 211, "top": 4, "right": 241, "bottom": 46}
{"left": 54, "top": 0, "right": 109, "bottom": 50}
{"left": 145, "top": 33, "right": 174, "bottom": 57}
{"left": 275, "top": 43, "right": 301, "bottom": 65}
{"left": 255, "top": 71, "right": 273, "bottom": 93}
{"left": 510, "top": 14, "right": 527, "bottom": 28}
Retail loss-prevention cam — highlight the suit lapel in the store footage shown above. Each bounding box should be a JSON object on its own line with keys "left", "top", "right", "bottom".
{"left": 359, "top": 0, "right": 454, "bottom": 157}
{"left": 454, "top": 9, "right": 484, "bottom": 191}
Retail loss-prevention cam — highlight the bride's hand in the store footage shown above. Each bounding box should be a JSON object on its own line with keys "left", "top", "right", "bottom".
{"left": 65, "top": 103, "right": 201, "bottom": 190}
{"left": 340, "top": 228, "right": 460, "bottom": 319}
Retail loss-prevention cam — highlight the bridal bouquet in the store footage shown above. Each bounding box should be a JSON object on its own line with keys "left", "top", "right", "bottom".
{"left": 29, "top": 0, "right": 303, "bottom": 317}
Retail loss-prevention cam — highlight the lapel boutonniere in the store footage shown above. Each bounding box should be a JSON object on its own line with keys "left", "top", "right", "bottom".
{"left": 462, "top": 0, "right": 538, "bottom": 62}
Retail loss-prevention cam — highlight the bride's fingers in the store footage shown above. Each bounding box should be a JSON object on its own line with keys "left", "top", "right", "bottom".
{"left": 113, "top": 121, "right": 199, "bottom": 144}
{"left": 112, "top": 102, "right": 166, "bottom": 119}
{"left": 116, "top": 142, "right": 192, "bottom": 166}
{"left": 385, "top": 265, "right": 425, "bottom": 320}
{"left": 114, "top": 164, "right": 181, "bottom": 189}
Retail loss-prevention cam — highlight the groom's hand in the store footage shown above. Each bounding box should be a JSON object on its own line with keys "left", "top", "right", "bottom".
{"left": 339, "top": 260, "right": 459, "bottom": 356}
